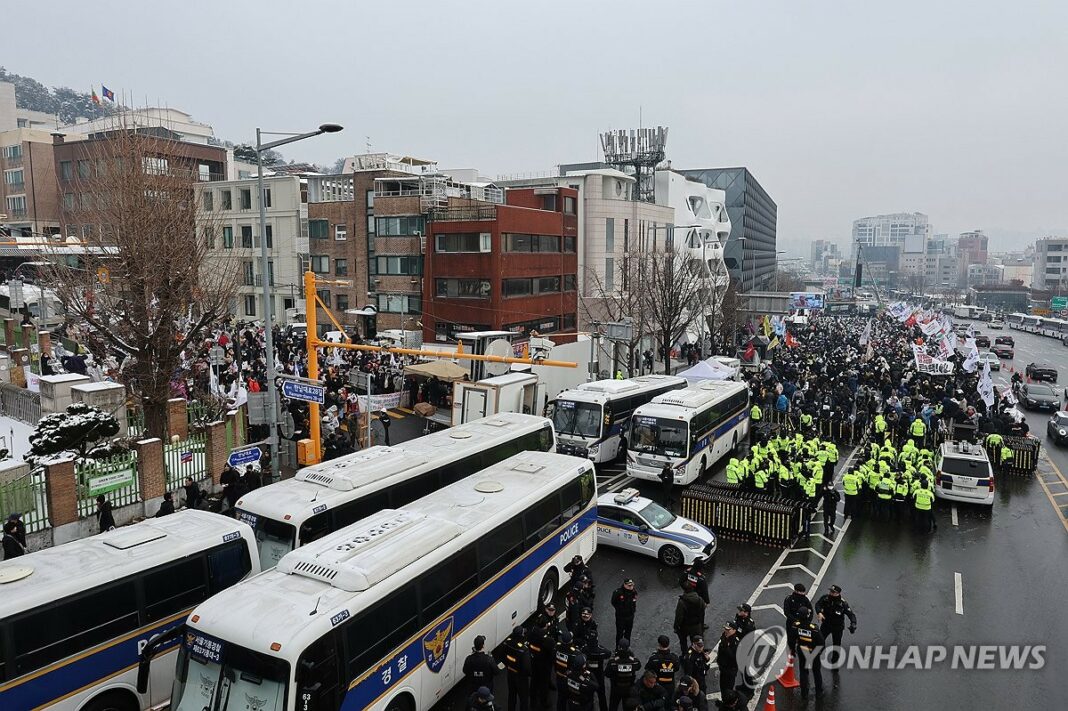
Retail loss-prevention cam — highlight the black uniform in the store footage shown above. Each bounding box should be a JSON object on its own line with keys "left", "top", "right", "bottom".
{"left": 645, "top": 649, "right": 680, "bottom": 694}
{"left": 681, "top": 646, "right": 711, "bottom": 697}
{"left": 715, "top": 634, "right": 740, "bottom": 698}
{"left": 678, "top": 564, "right": 710, "bottom": 605}
{"left": 782, "top": 591, "right": 813, "bottom": 651}
{"left": 564, "top": 557, "right": 592, "bottom": 587}
{"left": 791, "top": 620, "right": 826, "bottom": 697}
{"left": 605, "top": 650, "right": 642, "bottom": 711}
{"left": 821, "top": 488, "right": 841, "bottom": 532}
{"left": 731, "top": 614, "right": 755, "bottom": 639}
{"left": 584, "top": 639, "right": 611, "bottom": 711}
{"left": 529, "top": 624, "right": 557, "bottom": 708}
{"left": 628, "top": 681, "right": 668, "bottom": 711}
{"left": 611, "top": 585, "right": 638, "bottom": 644}
{"left": 502, "top": 632, "right": 533, "bottom": 711}
{"left": 555, "top": 637, "right": 581, "bottom": 711}
{"left": 462, "top": 648, "right": 498, "bottom": 697}
{"left": 565, "top": 667, "right": 599, "bottom": 711}
{"left": 572, "top": 615, "right": 599, "bottom": 648}
{"left": 814, "top": 593, "right": 857, "bottom": 650}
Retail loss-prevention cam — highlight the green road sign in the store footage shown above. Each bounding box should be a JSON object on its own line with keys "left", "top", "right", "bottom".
{"left": 1053, "top": 297, "right": 1068, "bottom": 310}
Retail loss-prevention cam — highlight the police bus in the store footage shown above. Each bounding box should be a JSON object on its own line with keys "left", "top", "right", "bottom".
{"left": 1005, "top": 312, "right": 1027, "bottom": 330}
{"left": 235, "top": 413, "right": 555, "bottom": 569}
{"left": 1019, "top": 314, "right": 1042, "bottom": 333}
{"left": 625, "top": 380, "right": 749, "bottom": 485}
{"left": 1038, "top": 317, "right": 1068, "bottom": 339}
{"left": 549, "top": 375, "right": 687, "bottom": 463}
{"left": 0, "top": 510, "right": 257, "bottom": 711}
{"left": 140, "top": 451, "right": 597, "bottom": 711}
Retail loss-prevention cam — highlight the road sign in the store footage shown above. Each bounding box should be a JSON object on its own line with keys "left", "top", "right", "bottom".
{"left": 228, "top": 445, "right": 262, "bottom": 468}
{"left": 8, "top": 280, "right": 23, "bottom": 309}
{"left": 1053, "top": 297, "right": 1067, "bottom": 310}
{"left": 246, "top": 391, "right": 273, "bottom": 425}
{"left": 282, "top": 379, "right": 326, "bottom": 404}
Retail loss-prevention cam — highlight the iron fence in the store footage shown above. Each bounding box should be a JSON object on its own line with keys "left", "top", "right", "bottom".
{"left": 0, "top": 470, "right": 49, "bottom": 533}
{"left": 0, "top": 382, "right": 41, "bottom": 425}
{"left": 164, "top": 433, "right": 208, "bottom": 490}
{"left": 76, "top": 451, "right": 140, "bottom": 518}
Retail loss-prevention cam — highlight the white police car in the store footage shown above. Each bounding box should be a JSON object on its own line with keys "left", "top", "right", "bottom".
{"left": 596, "top": 488, "right": 717, "bottom": 566}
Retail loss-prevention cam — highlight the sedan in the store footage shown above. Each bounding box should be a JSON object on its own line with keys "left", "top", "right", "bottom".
{"left": 1020, "top": 383, "right": 1060, "bottom": 412}
{"left": 991, "top": 344, "right": 1015, "bottom": 359}
{"left": 596, "top": 489, "right": 716, "bottom": 566}
{"left": 995, "top": 335, "right": 1015, "bottom": 347}
{"left": 1047, "top": 412, "right": 1068, "bottom": 444}
{"left": 989, "top": 320, "right": 1004, "bottom": 330}
{"left": 978, "top": 352, "right": 1001, "bottom": 371}
{"left": 974, "top": 334, "right": 991, "bottom": 348}
{"left": 1026, "top": 363, "right": 1058, "bottom": 382}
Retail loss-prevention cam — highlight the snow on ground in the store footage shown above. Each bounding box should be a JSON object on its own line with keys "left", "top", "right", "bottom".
{"left": 0, "top": 415, "right": 34, "bottom": 460}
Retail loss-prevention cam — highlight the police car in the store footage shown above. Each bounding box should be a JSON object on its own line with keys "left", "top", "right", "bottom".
{"left": 596, "top": 488, "right": 717, "bottom": 566}
{"left": 934, "top": 440, "right": 995, "bottom": 506}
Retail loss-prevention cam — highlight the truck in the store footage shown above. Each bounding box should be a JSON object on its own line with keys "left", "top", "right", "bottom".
{"left": 953, "top": 305, "right": 986, "bottom": 319}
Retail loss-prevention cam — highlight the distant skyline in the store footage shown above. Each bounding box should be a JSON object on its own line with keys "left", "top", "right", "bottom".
{"left": 4, "top": 0, "right": 1065, "bottom": 251}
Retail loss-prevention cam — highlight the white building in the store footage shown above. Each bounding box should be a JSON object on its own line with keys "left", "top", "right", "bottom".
{"left": 654, "top": 169, "right": 731, "bottom": 296}
{"left": 198, "top": 175, "right": 308, "bottom": 320}
{"left": 851, "top": 212, "right": 930, "bottom": 262}
{"left": 1033, "top": 237, "right": 1068, "bottom": 291}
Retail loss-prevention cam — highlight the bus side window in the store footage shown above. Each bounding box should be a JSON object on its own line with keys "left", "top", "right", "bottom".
{"left": 332, "top": 491, "right": 388, "bottom": 530}
{"left": 208, "top": 541, "right": 253, "bottom": 593}
{"left": 297, "top": 632, "right": 341, "bottom": 711}
{"left": 300, "top": 511, "right": 332, "bottom": 546}
{"left": 344, "top": 584, "right": 419, "bottom": 678}
{"left": 538, "top": 424, "right": 554, "bottom": 452}
{"left": 143, "top": 555, "right": 209, "bottom": 621}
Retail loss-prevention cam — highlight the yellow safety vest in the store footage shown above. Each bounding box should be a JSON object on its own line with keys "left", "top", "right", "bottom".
{"left": 914, "top": 489, "right": 933, "bottom": 510}
{"left": 910, "top": 419, "right": 926, "bottom": 437}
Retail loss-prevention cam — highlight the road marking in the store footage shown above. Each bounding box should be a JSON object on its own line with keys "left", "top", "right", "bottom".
{"left": 951, "top": 504, "right": 959, "bottom": 526}
{"left": 751, "top": 603, "right": 785, "bottom": 614}
{"left": 791, "top": 547, "right": 828, "bottom": 559}
{"left": 954, "top": 572, "right": 964, "bottom": 615}
{"left": 778, "top": 563, "right": 818, "bottom": 578}
{"left": 1036, "top": 450, "right": 1068, "bottom": 534}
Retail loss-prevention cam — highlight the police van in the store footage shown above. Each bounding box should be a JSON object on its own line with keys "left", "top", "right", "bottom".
{"left": 595, "top": 488, "right": 717, "bottom": 566}
{"left": 934, "top": 440, "right": 995, "bottom": 506}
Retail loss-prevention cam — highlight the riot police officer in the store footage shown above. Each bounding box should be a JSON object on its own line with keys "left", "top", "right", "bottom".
{"left": 814, "top": 584, "right": 857, "bottom": 651}
{"left": 572, "top": 607, "right": 599, "bottom": 647}
{"left": 611, "top": 578, "right": 638, "bottom": 644}
{"left": 503, "top": 626, "right": 533, "bottom": 711}
{"left": 714, "top": 624, "right": 739, "bottom": 699}
{"left": 584, "top": 634, "right": 611, "bottom": 711}
{"left": 555, "top": 631, "right": 581, "bottom": 711}
{"left": 645, "top": 635, "right": 680, "bottom": 694}
{"left": 790, "top": 607, "right": 826, "bottom": 699}
{"left": 678, "top": 558, "right": 710, "bottom": 604}
{"left": 462, "top": 634, "right": 498, "bottom": 698}
{"left": 565, "top": 555, "right": 592, "bottom": 587}
{"left": 537, "top": 602, "right": 563, "bottom": 636}
{"left": 565, "top": 655, "right": 599, "bottom": 711}
{"left": 530, "top": 616, "right": 557, "bottom": 709}
{"left": 605, "top": 639, "right": 641, "bottom": 711}
{"left": 731, "top": 604, "right": 755, "bottom": 638}
{"left": 680, "top": 637, "right": 711, "bottom": 707}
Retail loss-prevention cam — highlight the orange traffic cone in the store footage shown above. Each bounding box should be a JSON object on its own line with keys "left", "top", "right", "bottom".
{"left": 763, "top": 683, "right": 778, "bottom": 710}
{"left": 776, "top": 653, "right": 800, "bottom": 688}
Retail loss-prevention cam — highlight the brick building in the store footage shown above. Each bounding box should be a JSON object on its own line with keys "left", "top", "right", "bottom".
{"left": 424, "top": 186, "right": 579, "bottom": 344}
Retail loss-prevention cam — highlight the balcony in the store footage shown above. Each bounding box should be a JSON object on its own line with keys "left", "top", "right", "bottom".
{"left": 428, "top": 205, "right": 498, "bottom": 222}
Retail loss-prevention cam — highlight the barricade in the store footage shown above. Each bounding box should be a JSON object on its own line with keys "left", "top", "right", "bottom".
{"left": 995, "top": 435, "right": 1040, "bottom": 475}
{"left": 681, "top": 481, "right": 807, "bottom": 548}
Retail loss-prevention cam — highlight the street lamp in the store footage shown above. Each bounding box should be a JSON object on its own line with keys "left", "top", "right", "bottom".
{"left": 255, "top": 123, "right": 343, "bottom": 481}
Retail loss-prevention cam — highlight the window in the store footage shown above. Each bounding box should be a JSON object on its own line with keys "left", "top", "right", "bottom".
{"left": 1048, "top": 256, "right": 1062, "bottom": 263}
{"left": 606, "top": 218, "right": 615, "bottom": 252}
{"left": 309, "top": 219, "right": 330, "bottom": 239}
{"left": 377, "top": 294, "right": 421, "bottom": 314}
{"left": 336, "top": 294, "right": 349, "bottom": 312}
{"left": 222, "top": 226, "right": 233, "bottom": 249}
{"left": 240, "top": 188, "right": 252, "bottom": 210}
{"left": 477, "top": 515, "right": 524, "bottom": 579}
{"left": 345, "top": 584, "right": 419, "bottom": 677}
{"left": 62, "top": 193, "right": 74, "bottom": 210}
{"left": 6, "top": 195, "right": 27, "bottom": 215}
{"left": 435, "top": 278, "right": 491, "bottom": 299}
{"left": 605, "top": 258, "right": 615, "bottom": 291}
{"left": 59, "top": 161, "right": 73, "bottom": 180}
{"left": 524, "top": 493, "right": 565, "bottom": 547}
{"left": 77, "top": 160, "right": 90, "bottom": 179}
{"left": 1, "top": 145, "right": 22, "bottom": 160}
{"left": 204, "top": 227, "right": 216, "bottom": 249}
{"left": 311, "top": 255, "right": 330, "bottom": 273}
{"left": 503, "top": 278, "right": 533, "bottom": 297}
{"left": 1048, "top": 244, "right": 1063, "bottom": 252}
{"left": 436, "top": 232, "right": 491, "bottom": 253}
{"left": 334, "top": 224, "right": 347, "bottom": 241}
{"left": 317, "top": 289, "right": 331, "bottom": 307}
{"left": 3, "top": 169, "right": 24, "bottom": 187}
{"left": 143, "top": 556, "right": 208, "bottom": 622}
{"left": 202, "top": 190, "right": 213, "bottom": 211}
{"left": 562, "top": 313, "right": 577, "bottom": 331}
{"left": 365, "top": 189, "right": 374, "bottom": 209}
{"left": 504, "top": 234, "right": 561, "bottom": 253}
{"left": 375, "top": 256, "right": 423, "bottom": 275}
{"left": 541, "top": 194, "right": 557, "bottom": 211}
{"left": 263, "top": 188, "right": 272, "bottom": 208}
{"left": 198, "top": 164, "right": 211, "bottom": 182}
{"left": 376, "top": 215, "right": 426, "bottom": 236}
{"left": 335, "top": 259, "right": 348, "bottom": 276}
{"left": 243, "top": 262, "right": 255, "bottom": 286}
{"left": 80, "top": 193, "right": 91, "bottom": 209}
{"left": 240, "top": 225, "right": 253, "bottom": 248}
{"left": 142, "top": 156, "right": 168, "bottom": 175}
{"left": 564, "top": 274, "right": 577, "bottom": 291}
{"left": 564, "top": 236, "right": 576, "bottom": 252}
{"left": 220, "top": 189, "right": 232, "bottom": 209}
{"left": 419, "top": 547, "right": 478, "bottom": 621}
{"left": 244, "top": 295, "right": 256, "bottom": 316}
{"left": 537, "top": 276, "right": 561, "bottom": 293}
{"left": 564, "top": 195, "right": 576, "bottom": 214}
{"left": 296, "top": 635, "right": 341, "bottom": 711}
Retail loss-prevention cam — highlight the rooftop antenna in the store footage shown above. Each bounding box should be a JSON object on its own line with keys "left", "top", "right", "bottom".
{"left": 309, "top": 593, "right": 322, "bottom": 616}
{"left": 366, "top": 136, "right": 372, "bottom": 154}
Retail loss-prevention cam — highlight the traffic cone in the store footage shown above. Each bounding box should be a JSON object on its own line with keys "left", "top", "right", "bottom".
{"left": 763, "top": 683, "right": 778, "bottom": 710}
{"left": 776, "top": 653, "right": 800, "bottom": 688}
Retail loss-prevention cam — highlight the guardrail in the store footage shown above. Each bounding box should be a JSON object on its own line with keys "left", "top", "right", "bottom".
{"left": 681, "top": 481, "right": 808, "bottom": 548}
{"left": 0, "top": 383, "right": 41, "bottom": 424}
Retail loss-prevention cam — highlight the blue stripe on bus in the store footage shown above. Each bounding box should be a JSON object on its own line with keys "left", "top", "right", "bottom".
{"left": 0, "top": 614, "right": 186, "bottom": 709}
{"left": 689, "top": 410, "right": 748, "bottom": 463}
{"left": 341, "top": 506, "right": 598, "bottom": 710}
{"left": 595, "top": 519, "right": 709, "bottom": 550}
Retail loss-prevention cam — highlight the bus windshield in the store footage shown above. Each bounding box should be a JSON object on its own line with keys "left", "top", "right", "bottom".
{"left": 171, "top": 639, "right": 288, "bottom": 711}
{"left": 629, "top": 416, "right": 688, "bottom": 458}
{"left": 238, "top": 511, "right": 296, "bottom": 570}
{"left": 551, "top": 400, "right": 603, "bottom": 438}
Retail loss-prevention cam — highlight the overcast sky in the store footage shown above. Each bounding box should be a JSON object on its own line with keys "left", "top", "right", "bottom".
{"left": 6, "top": 0, "right": 1066, "bottom": 254}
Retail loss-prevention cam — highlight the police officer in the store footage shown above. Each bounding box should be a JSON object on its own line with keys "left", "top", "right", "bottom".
{"left": 732, "top": 604, "right": 755, "bottom": 638}
{"left": 821, "top": 483, "right": 840, "bottom": 536}
{"left": 572, "top": 607, "right": 599, "bottom": 647}
{"left": 606, "top": 639, "right": 642, "bottom": 711}
{"left": 841, "top": 467, "right": 860, "bottom": 519}
{"left": 463, "top": 635, "right": 498, "bottom": 698}
{"left": 782, "top": 584, "right": 813, "bottom": 653}
{"left": 715, "top": 689, "right": 744, "bottom": 710}
{"left": 566, "top": 655, "right": 599, "bottom": 711}
{"left": 628, "top": 671, "right": 668, "bottom": 710}
{"left": 556, "top": 631, "right": 581, "bottom": 711}
{"left": 680, "top": 637, "right": 711, "bottom": 708}
{"left": 584, "top": 634, "right": 611, "bottom": 711}
{"left": 678, "top": 558, "right": 710, "bottom": 605}
{"left": 529, "top": 617, "right": 557, "bottom": 709}
{"left": 503, "top": 626, "right": 533, "bottom": 711}
{"left": 565, "top": 555, "right": 592, "bottom": 588}
{"left": 912, "top": 481, "right": 936, "bottom": 533}
{"left": 611, "top": 578, "right": 638, "bottom": 644}
{"left": 715, "top": 624, "right": 739, "bottom": 699}
{"left": 673, "top": 582, "right": 706, "bottom": 654}
{"left": 815, "top": 584, "right": 857, "bottom": 652}
{"left": 538, "top": 602, "right": 563, "bottom": 636}
{"left": 468, "top": 686, "right": 497, "bottom": 711}
{"left": 645, "top": 635, "right": 681, "bottom": 694}
{"left": 660, "top": 463, "right": 675, "bottom": 509}
{"left": 790, "top": 607, "right": 825, "bottom": 699}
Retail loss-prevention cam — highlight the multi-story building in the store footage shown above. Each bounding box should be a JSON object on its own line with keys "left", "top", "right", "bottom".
{"left": 422, "top": 186, "right": 578, "bottom": 344}
{"left": 809, "top": 240, "right": 839, "bottom": 273}
{"left": 970, "top": 284, "right": 1029, "bottom": 313}
{"left": 1033, "top": 237, "right": 1068, "bottom": 291}
{"left": 967, "top": 263, "right": 1002, "bottom": 287}
{"left": 199, "top": 175, "right": 307, "bottom": 321}
{"left": 679, "top": 167, "right": 777, "bottom": 292}
{"left": 997, "top": 256, "right": 1033, "bottom": 287}
{"left": 956, "top": 230, "right": 989, "bottom": 287}
{"left": 0, "top": 128, "right": 63, "bottom": 239}
{"left": 851, "top": 212, "right": 929, "bottom": 263}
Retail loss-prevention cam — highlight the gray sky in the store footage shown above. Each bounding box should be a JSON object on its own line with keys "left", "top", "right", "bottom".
{"left": 6, "top": 0, "right": 1066, "bottom": 253}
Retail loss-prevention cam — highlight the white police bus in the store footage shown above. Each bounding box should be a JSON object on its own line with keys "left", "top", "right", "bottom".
{"left": 626, "top": 380, "right": 749, "bottom": 485}
{"left": 549, "top": 375, "right": 686, "bottom": 463}
{"left": 235, "top": 413, "right": 555, "bottom": 569}
{"left": 0, "top": 510, "right": 257, "bottom": 711}
{"left": 140, "top": 451, "right": 597, "bottom": 711}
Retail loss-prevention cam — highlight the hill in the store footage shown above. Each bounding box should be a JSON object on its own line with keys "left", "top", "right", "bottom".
{"left": 0, "top": 66, "right": 113, "bottom": 124}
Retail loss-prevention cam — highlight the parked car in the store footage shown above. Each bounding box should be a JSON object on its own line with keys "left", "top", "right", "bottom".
{"left": 991, "top": 343, "right": 1015, "bottom": 359}
{"left": 1046, "top": 412, "right": 1068, "bottom": 445}
{"left": 1020, "top": 382, "right": 1060, "bottom": 411}
{"left": 978, "top": 352, "right": 1001, "bottom": 371}
{"left": 934, "top": 440, "right": 994, "bottom": 507}
{"left": 995, "top": 335, "right": 1015, "bottom": 347}
{"left": 1026, "top": 363, "right": 1058, "bottom": 383}
{"left": 974, "top": 334, "right": 990, "bottom": 348}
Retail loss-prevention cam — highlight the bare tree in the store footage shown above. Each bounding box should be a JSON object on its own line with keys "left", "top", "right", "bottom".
{"left": 580, "top": 252, "right": 654, "bottom": 375}
{"left": 47, "top": 129, "right": 237, "bottom": 439}
{"left": 644, "top": 248, "right": 706, "bottom": 373}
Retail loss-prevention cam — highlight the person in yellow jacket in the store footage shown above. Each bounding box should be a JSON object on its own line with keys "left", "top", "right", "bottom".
{"left": 909, "top": 417, "right": 926, "bottom": 446}
{"left": 842, "top": 469, "right": 861, "bottom": 519}
{"left": 913, "top": 482, "right": 936, "bottom": 533}
{"left": 750, "top": 403, "right": 763, "bottom": 423}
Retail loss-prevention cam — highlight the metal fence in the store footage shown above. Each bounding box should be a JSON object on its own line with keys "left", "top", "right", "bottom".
{"left": 0, "top": 470, "right": 49, "bottom": 533}
{"left": 127, "top": 411, "right": 145, "bottom": 437}
{"left": 0, "top": 382, "right": 41, "bottom": 425}
{"left": 76, "top": 451, "right": 140, "bottom": 518}
{"left": 164, "top": 433, "right": 208, "bottom": 490}
{"left": 187, "top": 401, "right": 215, "bottom": 426}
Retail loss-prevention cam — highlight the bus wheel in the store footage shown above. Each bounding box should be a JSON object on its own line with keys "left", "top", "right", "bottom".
{"left": 538, "top": 568, "right": 559, "bottom": 606}
{"left": 83, "top": 691, "right": 139, "bottom": 711}
{"left": 385, "top": 693, "right": 415, "bottom": 711}
{"left": 658, "top": 545, "right": 684, "bottom": 567}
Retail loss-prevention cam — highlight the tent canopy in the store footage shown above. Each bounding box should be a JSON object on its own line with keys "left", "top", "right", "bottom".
{"left": 404, "top": 359, "right": 469, "bottom": 382}
{"left": 678, "top": 358, "right": 735, "bottom": 382}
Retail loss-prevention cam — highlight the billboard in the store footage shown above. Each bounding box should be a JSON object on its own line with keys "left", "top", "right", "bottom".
{"left": 789, "top": 292, "right": 825, "bottom": 309}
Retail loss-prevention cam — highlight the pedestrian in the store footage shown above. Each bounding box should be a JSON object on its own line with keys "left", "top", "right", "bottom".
{"left": 821, "top": 483, "right": 840, "bottom": 536}
{"left": 379, "top": 411, "right": 392, "bottom": 446}
{"left": 645, "top": 635, "right": 680, "bottom": 695}
{"left": 6, "top": 513, "right": 26, "bottom": 548}
{"left": 659, "top": 463, "right": 675, "bottom": 510}
{"left": 714, "top": 624, "right": 739, "bottom": 699}
{"left": 565, "top": 655, "right": 599, "bottom": 711}
{"left": 220, "top": 464, "right": 240, "bottom": 512}
{"left": 790, "top": 607, "right": 825, "bottom": 699}
{"left": 627, "top": 671, "right": 667, "bottom": 710}
{"left": 605, "top": 639, "right": 641, "bottom": 711}
{"left": 680, "top": 637, "right": 711, "bottom": 707}
{"left": 462, "top": 635, "right": 498, "bottom": 698}
{"left": 467, "top": 686, "right": 497, "bottom": 711}
{"left": 155, "top": 491, "right": 176, "bottom": 517}
{"left": 182, "top": 476, "right": 203, "bottom": 510}
{"left": 96, "top": 494, "right": 116, "bottom": 532}
{"left": 673, "top": 582, "right": 706, "bottom": 654}
{"left": 3, "top": 519, "right": 26, "bottom": 559}
{"left": 241, "top": 464, "right": 262, "bottom": 492}
{"left": 814, "top": 584, "right": 857, "bottom": 652}
{"left": 502, "top": 626, "right": 533, "bottom": 711}
{"left": 611, "top": 578, "right": 638, "bottom": 644}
